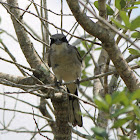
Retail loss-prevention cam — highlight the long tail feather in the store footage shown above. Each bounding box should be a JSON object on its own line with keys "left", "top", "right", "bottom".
{"left": 68, "top": 88, "right": 83, "bottom": 127}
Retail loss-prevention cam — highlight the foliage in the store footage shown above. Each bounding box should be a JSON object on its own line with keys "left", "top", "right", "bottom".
{"left": 111, "top": 1, "right": 140, "bottom": 39}
{"left": 95, "top": 0, "right": 140, "bottom": 39}
{"left": 90, "top": 89, "right": 140, "bottom": 140}
{"left": 78, "top": 42, "right": 93, "bottom": 87}
{"left": 0, "top": 0, "right": 139, "bottom": 140}
{"left": 94, "top": 1, "right": 114, "bottom": 15}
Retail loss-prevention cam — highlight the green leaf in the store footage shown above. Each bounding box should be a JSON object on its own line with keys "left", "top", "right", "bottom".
{"left": 115, "top": 0, "right": 121, "bottom": 10}
{"left": 111, "top": 106, "right": 134, "bottom": 118}
{"left": 131, "top": 31, "right": 140, "bottom": 39}
{"left": 133, "top": 105, "right": 140, "bottom": 119}
{"left": 94, "top": 1, "right": 114, "bottom": 15}
{"left": 128, "top": 48, "right": 140, "bottom": 55}
{"left": 80, "top": 80, "right": 92, "bottom": 87}
{"left": 120, "top": 0, "right": 126, "bottom": 9}
{"left": 130, "top": 89, "right": 140, "bottom": 101}
{"left": 112, "top": 92, "right": 120, "bottom": 104}
{"left": 91, "top": 127, "right": 108, "bottom": 138}
{"left": 106, "top": 5, "right": 114, "bottom": 15}
{"left": 136, "top": 125, "right": 140, "bottom": 138}
{"left": 120, "top": 11, "right": 130, "bottom": 28}
{"left": 80, "top": 81, "right": 91, "bottom": 87}
{"left": 85, "top": 55, "right": 91, "bottom": 68}
{"left": 94, "top": 1, "right": 98, "bottom": 9}
{"left": 112, "top": 117, "right": 133, "bottom": 128}
{"left": 134, "top": 1, "right": 140, "bottom": 5}
{"left": 126, "top": 6, "right": 138, "bottom": 10}
{"left": 0, "top": 31, "right": 4, "bottom": 35}
{"left": 115, "top": 0, "right": 126, "bottom": 10}
{"left": 95, "top": 47, "right": 102, "bottom": 51}
{"left": 136, "top": 60, "right": 140, "bottom": 66}
{"left": 105, "top": 94, "right": 112, "bottom": 106}
{"left": 94, "top": 96, "right": 109, "bottom": 112}
{"left": 77, "top": 46, "right": 85, "bottom": 58}
{"left": 112, "top": 119, "right": 127, "bottom": 128}
{"left": 81, "top": 41, "right": 87, "bottom": 48}
{"left": 130, "top": 16, "right": 140, "bottom": 30}
{"left": 81, "top": 70, "right": 92, "bottom": 87}
{"left": 112, "top": 91, "right": 129, "bottom": 106}
{"left": 119, "top": 135, "right": 130, "bottom": 140}
{"left": 111, "top": 18, "right": 126, "bottom": 29}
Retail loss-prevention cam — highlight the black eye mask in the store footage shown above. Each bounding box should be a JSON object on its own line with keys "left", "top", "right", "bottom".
{"left": 50, "top": 37, "right": 68, "bottom": 46}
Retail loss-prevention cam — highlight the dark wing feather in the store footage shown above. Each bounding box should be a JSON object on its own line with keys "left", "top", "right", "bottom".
{"left": 48, "top": 49, "right": 51, "bottom": 67}
{"left": 68, "top": 44, "right": 82, "bottom": 63}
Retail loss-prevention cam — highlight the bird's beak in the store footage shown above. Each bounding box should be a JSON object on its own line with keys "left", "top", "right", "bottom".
{"left": 55, "top": 39, "right": 62, "bottom": 45}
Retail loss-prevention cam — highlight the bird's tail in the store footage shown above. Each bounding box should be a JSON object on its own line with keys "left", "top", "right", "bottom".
{"left": 68, "top": 88, "right": 83, "bottom": 127}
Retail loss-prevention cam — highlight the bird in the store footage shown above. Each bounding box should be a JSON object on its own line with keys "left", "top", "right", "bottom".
{"left": 48, "top": 33, "right": 83, "bottom": 127}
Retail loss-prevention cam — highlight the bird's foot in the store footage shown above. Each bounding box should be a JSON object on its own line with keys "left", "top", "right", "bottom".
{"left": 55, "top": 79, "right": 62, "bottom": 89}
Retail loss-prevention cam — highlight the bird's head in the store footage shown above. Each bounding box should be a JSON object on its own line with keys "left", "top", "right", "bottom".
{"left": 50, "top": 34, "right": 68, "bottom": 46}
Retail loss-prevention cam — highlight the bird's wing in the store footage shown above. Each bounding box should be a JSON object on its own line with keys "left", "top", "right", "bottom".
{"left": 48, "top": 48, "right": 51, "bottom": 67}
{"left": 68, "top": 44, "right": 82, "bottom": 63}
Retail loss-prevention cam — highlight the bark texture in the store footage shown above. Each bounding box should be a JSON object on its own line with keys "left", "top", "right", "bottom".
{"left": 6, "top": 0, "right": 72, "bottom": 139}
{"left": 66, "top": 0, "right": 140, "bottom": 92}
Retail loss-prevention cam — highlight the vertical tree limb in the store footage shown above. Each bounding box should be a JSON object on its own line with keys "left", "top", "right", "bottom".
{"left": 6, "top": 0, "right": 50, "bottom": 79}
{"left": 6, "top": 1, "right": 72, "bottom": 139}
{"left": 66, "top": 0, "right": 140, "bottom": 92}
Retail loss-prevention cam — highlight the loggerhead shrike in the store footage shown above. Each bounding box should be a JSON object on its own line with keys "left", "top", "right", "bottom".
{"left": 48, "top": 34, "right": 83, "bottom": 127}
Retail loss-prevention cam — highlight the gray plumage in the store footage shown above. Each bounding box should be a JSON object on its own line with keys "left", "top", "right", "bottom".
{"left": 48, "top": 34, "right": 83, "bottom": 127}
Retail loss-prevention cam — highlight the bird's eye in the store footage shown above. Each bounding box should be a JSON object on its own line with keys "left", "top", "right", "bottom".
{"left": 61, "top": 37, "right": 68, "bottom": 43}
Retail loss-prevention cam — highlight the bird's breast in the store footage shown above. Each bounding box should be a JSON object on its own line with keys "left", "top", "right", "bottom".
{"left": 51, "top": 52, "right": 81, "bottom": 81}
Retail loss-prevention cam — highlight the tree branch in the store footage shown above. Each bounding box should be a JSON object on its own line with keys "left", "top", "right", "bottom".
{"left": 98, "top": 0, "right": 107, "bottom": 19}
{"left": 5, "top": 0, "right": 53, "bottom": 85}
{"left": 0, "top": 107, "right": 53, "bottom": 121}
{"left": 0, "top": 41, "right": 26, "bottom": 76}
{"left": 0, "top": 1, "right": 101, "bottom": 46}
{"left": 66, "top": 0, "right": 140, "bottom": 92}
{"left": 0, "top": 72, "right": 24, "bottom": 84}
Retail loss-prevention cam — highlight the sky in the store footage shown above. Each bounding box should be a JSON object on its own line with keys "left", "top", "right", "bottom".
{"left": 0, "top": 1, "right": 95, "bottom": 140}
{"left": 0, "top": 0, "right": 140, "bottom": 140}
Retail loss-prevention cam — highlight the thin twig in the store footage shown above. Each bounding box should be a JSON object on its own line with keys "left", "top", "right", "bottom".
{"left": 24, "top": 22, "right": 41, "bottom": 40}
{"left": 2, "top": 3, "right": 49, "bottom": 47}
{"left": 30, "top": 124, "right": 50, "bottom": 140}
{"left": 104, "top": 58, "right": 110, "bottom": 94}
{"left": 0, "top": 92, "right": 38, "bottom": 108}
{"left": 32, "top": 108, "right": 51, "bottom": 140}
{"left": 72, "top": 129, "right": 92, "bottom": 139}
{"left": 68, "top": 23, "right": 79, "bottom": 42}
{"left": 28, "top": 0, "right": 73, "bottom": 16}
{"left": 0, "top": 128, "right": 51, "bottom": 134}
{"left": 0, "top": 56, "right": 35, "bottom": 72}
{"left": 79, "top": 0, "right": 140, "bottom": 50}
{"left": 0, "top": 107, "right": 53, "bottom": 121}
{"left": 67, "top": 21, "right": 77, "bottom": 38}
{"left": 79, "top": 88, "right": 93, "bottom": 102}
{"left": 1, "top": 2, "right": 101, "bottom": 46}
{"left": 0, "top": 42, "right": 26, "bottom": 76}
{"left": 0, "top": 28, "right": 18, "bottom": 42}
{"left": 20, "top": 2, "right": 32, "bottom": 19}
{"left": 61, "top": 0, "right": 63, "bottom": 33}
{"left": 6, "top": 94, "right": 19, "bottom": 128}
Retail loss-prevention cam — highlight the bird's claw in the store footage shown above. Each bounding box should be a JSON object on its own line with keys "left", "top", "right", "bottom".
{"left": 55, "top": 80, "right": 62, "bottom": 89}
